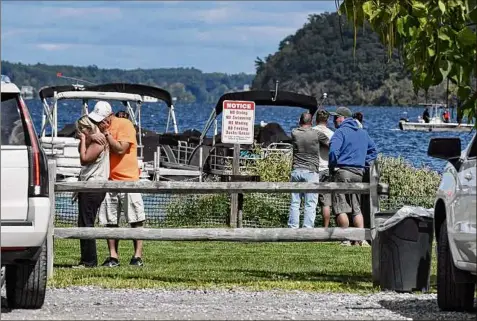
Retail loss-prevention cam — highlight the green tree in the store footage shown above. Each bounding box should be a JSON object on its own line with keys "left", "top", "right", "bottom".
{"left": 252, "top": 12, "right": 446, "bottom": 106}
{"left": 338, "top": 0, "right": 477, "bottom": 121}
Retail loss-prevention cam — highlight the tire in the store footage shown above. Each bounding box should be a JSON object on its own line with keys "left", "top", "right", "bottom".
{"left": 5, "top": 241, "right": 48, "bottom": 309}
{"left": 437, "top": 221, "right": 475, "bottom": 312}
{"left": 1, "top": 266, "right": 5, "bottom": 288}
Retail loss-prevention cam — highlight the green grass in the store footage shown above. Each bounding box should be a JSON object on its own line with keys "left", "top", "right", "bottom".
{"left": 50, "top": 239, "right": 438, "bottom": 293}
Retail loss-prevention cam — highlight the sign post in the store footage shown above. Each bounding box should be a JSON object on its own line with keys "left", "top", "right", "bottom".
{"left": 221, "top": 100, "right": 255, "bottom": 227}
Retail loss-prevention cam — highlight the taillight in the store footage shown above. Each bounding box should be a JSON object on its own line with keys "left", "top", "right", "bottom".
{"left": 17, "top": 97, "right": 49, "bottom": 197}
{"left": 1, "top": 247, "right": 27, "bottom": 252}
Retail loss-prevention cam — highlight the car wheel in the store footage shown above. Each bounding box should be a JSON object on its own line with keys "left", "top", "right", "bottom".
{"left": 1, "top": 266, "right": 5, "bottom": 288}
{"left": 437, "top": 221, "right": 475, "bottom": 312}
{"left": 5, "top": 241, "right": 48, "bottom": 309}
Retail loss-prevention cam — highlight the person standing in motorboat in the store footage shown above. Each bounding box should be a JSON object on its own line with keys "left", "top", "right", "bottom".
{"left": 312, "top": 110, "right": 334, "bottom": 228}
{"left": 88, "top": 101, "right": 146, "bottom": 267}
{"left": 74, "top": 115, "right": 109, "bottom": 268}
{"left": 442, "top": 108, "right": 450, "bottom": 123}
{"left": 422, "top": 108, "right": 430, "bottom": 123}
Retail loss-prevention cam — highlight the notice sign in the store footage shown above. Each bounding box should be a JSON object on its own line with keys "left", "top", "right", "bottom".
{"left": 221, "top": 100, "right": 256, "bottom": 145}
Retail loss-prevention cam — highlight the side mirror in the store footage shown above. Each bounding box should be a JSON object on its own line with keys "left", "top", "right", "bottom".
{"left": 428, "top": 137, "right": 461, "bottom": 160}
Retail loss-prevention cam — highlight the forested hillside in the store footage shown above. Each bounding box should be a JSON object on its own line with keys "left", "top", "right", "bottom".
{"left": 0, "top": 61, "right": 254, "bottom": 104}
{"left": 252, "top": 12, "right": 448, "bottom": 106}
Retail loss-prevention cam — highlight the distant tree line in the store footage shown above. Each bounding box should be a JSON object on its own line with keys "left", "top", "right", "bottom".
{"left": 1, "top": 61, "right": 254, "bottom": 104}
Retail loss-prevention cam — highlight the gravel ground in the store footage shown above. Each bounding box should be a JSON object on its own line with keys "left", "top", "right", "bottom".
{"left": 1, "top": 287, "right": 476, "bottom": 320}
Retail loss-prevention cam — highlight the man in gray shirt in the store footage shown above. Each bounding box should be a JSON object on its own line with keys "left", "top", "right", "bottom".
{"left": 288, "top": 112, "right": 330, "bottom": 228}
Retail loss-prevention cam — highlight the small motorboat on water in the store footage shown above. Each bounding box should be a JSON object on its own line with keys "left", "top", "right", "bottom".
{"left": 398, "top": 103, "right": 474, "bottom": 132}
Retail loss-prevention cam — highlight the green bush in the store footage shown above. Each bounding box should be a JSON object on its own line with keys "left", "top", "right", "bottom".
{"left": 245, "top": 148, "right": 292, "bottom": 182}
{"left": 164, "top": 150, "right": 441, "bottom": 227}
{"left": 242, "top": 193, "right": 291, "bottom": 227}
{"left": 163, "top": 194, "right": 230, "bottom": 227}
{"left": 377, "top": 155, "right": 440, "bottom": 209}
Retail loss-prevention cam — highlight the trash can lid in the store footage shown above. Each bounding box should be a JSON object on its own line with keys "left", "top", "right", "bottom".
{"left": 377, "top": 206, "right": 433, "bottom": 232}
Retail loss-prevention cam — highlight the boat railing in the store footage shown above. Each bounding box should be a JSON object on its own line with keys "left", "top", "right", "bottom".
{"left": 207, "top": 143, "right": 292, "bottom": 175}
{"left": 159, "top": 141, "right": 197, "bottom": 165}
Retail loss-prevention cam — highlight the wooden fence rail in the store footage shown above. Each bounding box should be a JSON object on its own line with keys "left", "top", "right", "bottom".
{"left": 48, "top": 162, "right": 387, "bottom": 283}
{"left": 55, "top": 180, "right": 384, "bottom": 194}
{"left": 54, "top": 227, "right": 371, "bottom": 242}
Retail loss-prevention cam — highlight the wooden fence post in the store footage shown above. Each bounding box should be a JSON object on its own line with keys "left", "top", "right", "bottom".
{"left": 369, "top": 161, "right": 380, "bottom": 286}
{"left": 237, "top": 193, "right": 244, "bottom": 228}
{"left": 229, "top": 144, "right": 240, "bottom": 228}
{"left": 47, "top": 160, "right": 56, "bottom": 279}
{"left": 368, "top": 162, "right": 379, "bottom": 232}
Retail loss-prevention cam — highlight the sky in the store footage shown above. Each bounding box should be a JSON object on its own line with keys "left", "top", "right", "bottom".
{"left": 1, "top": 1, "right": 337, "bottom": 74}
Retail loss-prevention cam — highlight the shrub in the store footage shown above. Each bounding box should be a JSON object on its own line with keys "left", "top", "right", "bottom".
{"left": 377, "top": 155, "right": 440, "bottom": 209}
{"left": 245, "top": 147, "right": 292, "bottom": 182}
{"left": 242, "top": 193, "right": 291, "bottom": 227}
{"left": 164, "top": 149, "right": 441, "bottom": 227}
{"left": 163, "top": 194, "right": 230, "bottom": 227}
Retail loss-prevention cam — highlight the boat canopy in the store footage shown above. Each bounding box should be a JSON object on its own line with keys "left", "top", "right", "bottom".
{"left": 39, "top": 82, "right": 179, "bottom": 140}
{"left": 39, "top": 83, "right": 173, "bottom": 107}
{"left": 213, "top": 90, "right": 318, "bottom": 116}
{"left": 200, "top": 90, "right": 319, "bottom": 144}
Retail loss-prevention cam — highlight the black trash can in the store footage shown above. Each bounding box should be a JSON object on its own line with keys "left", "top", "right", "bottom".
{"left": 377, "top": 211, "right": 434, "bottom": 293}
{"left": 372, "top": 210, "right": 397, "bottom": 287}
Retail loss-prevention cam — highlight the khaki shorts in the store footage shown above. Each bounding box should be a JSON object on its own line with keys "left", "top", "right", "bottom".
{"left": 98, "top": 192, "right": 146, "bottom": 225}
{"left": 318, "top": 169, "right": 332, "bottom": 207}
{"left": 332, "top": 168, "right": 363, "bottom": 215}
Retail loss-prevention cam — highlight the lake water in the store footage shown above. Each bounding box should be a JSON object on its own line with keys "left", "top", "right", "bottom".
{"left": 27, "top": 99, "right": 474, "bottom": 173}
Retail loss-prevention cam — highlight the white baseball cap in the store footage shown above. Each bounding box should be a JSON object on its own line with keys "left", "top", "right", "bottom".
{"left": 88, "top": 101, "right": 113, "bottom": 123}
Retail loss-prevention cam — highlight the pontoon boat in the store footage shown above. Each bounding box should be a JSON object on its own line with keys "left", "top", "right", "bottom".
{"left": 38, "top": 83, "right": 201, "bottom": 182}
{"left": 159, "top": 89, "right": 322, "bottom": 179}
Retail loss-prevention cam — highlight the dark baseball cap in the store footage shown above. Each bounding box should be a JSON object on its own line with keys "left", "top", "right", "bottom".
{"left": 329, "top": 106, "right": 352, "bottom": 117}
{"left": 316, "top": 109, "right": 330, "bottom": 117}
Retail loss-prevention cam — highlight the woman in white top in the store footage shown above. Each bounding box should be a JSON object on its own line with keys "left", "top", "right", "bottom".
{"left": 75, "top": 115, "right": 109, "bottom": 267}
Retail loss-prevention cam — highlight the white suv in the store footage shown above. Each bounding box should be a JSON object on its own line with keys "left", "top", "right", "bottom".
{"left": 1, "top": 75, "right": 51, "bottom": 309}
{"left": 428, "top": 133, "right": 476, "bottom": 312}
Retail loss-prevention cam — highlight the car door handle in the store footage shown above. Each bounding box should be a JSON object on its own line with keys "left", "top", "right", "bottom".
{"left": 464, "top": 173, "right": 473, "bottom": 181}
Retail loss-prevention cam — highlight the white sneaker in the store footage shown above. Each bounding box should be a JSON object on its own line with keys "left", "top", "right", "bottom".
{"left": 340, "top": 241, "right": 352, "bottom": 246}
{"left": 359, "top": 240, "right": 371, "bottom": 247}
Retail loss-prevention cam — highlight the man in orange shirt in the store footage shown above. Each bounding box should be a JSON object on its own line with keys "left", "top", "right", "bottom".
{"left": 89, "top": 101, "right": 145, "bottom": 267}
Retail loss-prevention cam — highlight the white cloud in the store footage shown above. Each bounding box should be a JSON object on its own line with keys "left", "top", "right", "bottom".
{"left": 53, "top": 7, "right": 122, "bottom": 19}
{"left": 36, "top": 43, "right": 73, "bottom": 51}
{"left": 197, "top": 7, "right": 234, "bottom": 23}
{"left": 1, "top": 1, "right": 337, "bottom": 73}
{"left": 2, "top": 28, "right": 30, "bottom": 39}
{"left": 237, "top": 26, "right": 299, "bottom": 39}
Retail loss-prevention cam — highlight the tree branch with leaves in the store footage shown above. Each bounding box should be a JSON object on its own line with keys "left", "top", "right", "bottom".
{"left": 338, "top": 0, "right": 477, "bottom": 123}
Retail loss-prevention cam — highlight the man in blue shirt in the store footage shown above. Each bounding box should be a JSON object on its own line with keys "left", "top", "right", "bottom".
{"left": 328, "top": 106, "right": 377, "bottom": 246}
